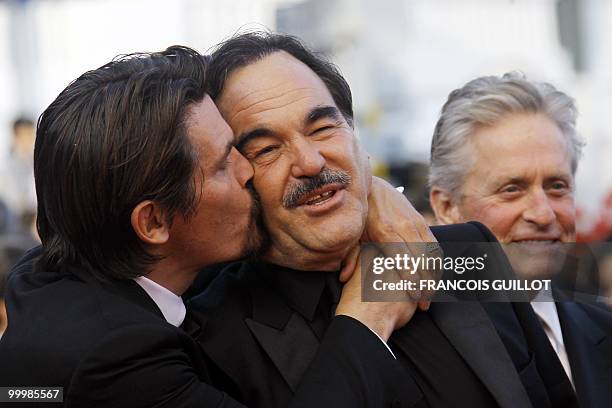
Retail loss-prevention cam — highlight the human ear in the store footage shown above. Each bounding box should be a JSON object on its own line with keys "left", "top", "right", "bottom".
{"left": 429, "top": 187, "right": 463, "bottom": 224}
{"left": 130, "top": 200, "right": 170, "bottom": 245}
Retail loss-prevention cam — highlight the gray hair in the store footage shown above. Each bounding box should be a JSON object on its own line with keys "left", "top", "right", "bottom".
{"left": 429, "top": 72, "right": 584, "bottom": 198}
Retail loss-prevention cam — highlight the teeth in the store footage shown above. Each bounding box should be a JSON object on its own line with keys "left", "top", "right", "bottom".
{"left": 305, "top": 190, "right": 334, "bottom": 205}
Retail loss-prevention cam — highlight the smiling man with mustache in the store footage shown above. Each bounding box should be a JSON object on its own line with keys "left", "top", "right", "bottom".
{"left": 0, "top": 45, "right": 434, "bottom": 408}
{"left": 188, "top": 32, "right": 567, "bottom": 408}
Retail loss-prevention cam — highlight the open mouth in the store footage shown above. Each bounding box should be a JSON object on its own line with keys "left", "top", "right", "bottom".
{"left": 303, "top": 189, "right": 337, "bottom": 206}
{"left": 296, "top": 184, "right": 344, "bottom": 207}
{"left": 293, "top": 184, "right": 346, "bottom": 215}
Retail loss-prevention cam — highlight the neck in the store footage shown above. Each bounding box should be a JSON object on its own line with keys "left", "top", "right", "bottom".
{"left": 145, "top": 257, "right": 199, "bottom": 296}
{"left": 262, "top": 245, "right": 351, "bottom": 272}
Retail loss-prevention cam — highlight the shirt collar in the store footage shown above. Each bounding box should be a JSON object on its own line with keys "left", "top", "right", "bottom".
{"left": 133, "top": 276, "right": 186, "bottom": 327}
{"left": 253, "top": 261, "right": 340, "bottom": 321}
{"left": 531, "top": 289, "right": 564, "bottom": 349}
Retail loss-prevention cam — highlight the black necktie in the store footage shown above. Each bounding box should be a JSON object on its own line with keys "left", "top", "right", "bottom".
{"left": 325, "top": 273, "right": 342, "bottom": 317}
{"left": 311, "top": 274, "right": 343, "bottom": 340}
{"left": 512, "top": 302, "right": 579, "bottom": 407}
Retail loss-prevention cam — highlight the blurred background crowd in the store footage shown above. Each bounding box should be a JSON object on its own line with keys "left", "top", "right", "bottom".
{"left": 1, "top": 0, "right": 612, "bottom": 335}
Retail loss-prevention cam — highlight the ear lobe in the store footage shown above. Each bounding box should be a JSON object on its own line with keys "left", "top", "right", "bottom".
{"left": 131, "top": 201, "right": 170, "bottom": 245}
{"left": 429, "top": 187, "right": 462, "bottom": 225}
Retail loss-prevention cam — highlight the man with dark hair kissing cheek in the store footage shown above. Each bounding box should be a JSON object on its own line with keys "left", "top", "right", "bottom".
{"left": 0, "top": 46, "right": 432, "bottom": 408}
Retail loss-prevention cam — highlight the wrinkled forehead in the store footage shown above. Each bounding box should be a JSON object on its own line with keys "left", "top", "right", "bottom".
{"left": 216, "top": 51, "right": 336, "bottom": 128}
{"left": 461, "top": 116, "right": 574, "bottom": 191}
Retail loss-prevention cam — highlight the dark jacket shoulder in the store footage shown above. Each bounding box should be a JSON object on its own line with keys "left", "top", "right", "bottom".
{"left": 0, "top": 247, "right": 230, "bottom": 408}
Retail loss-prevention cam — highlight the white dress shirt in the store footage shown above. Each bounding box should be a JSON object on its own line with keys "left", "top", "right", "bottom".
{"left": 531, "top": 289, "right": 574, "bottom": 387}
{"left": 134, "top": 276, "right": 186, "bottom": 327}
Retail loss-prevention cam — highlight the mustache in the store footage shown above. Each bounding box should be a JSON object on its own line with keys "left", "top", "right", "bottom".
{"left": 282, "top": 168, "right": 352, "bottom": 209}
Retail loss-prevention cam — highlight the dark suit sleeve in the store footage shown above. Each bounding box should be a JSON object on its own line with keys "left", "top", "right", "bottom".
{"left": 65, "top": 318, "right": 414, "bottom": 408}
{"left": 64, "top": 324, "right": 245, "bottom": 408}
{"left": 290, "top": 315, "right": 420, "bottom": 408}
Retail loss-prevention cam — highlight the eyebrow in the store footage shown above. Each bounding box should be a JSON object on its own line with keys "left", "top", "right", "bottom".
{"left": 236, "top": 127, "right": 273, "bottom": 152}
{"left": 496, "top": 177, "right": 528, "bottom": 186}
{"left": 305, "top": 105, "right": 342, "bottom": 127}
{"left": 545, "top": 172, "right": 572, "bottom": 181}
{"left": 215, "top": 140, "right": 233, "bottom": 169}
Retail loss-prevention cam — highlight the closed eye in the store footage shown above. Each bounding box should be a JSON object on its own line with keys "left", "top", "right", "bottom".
{"left": 315, "top": 125, "right": 334, "bottom": 133}
{"left": 252, "top": 145, "right": 279, "bottom": 159}
{"left": 310, "top": 121, "right": 342, "bottom": 136}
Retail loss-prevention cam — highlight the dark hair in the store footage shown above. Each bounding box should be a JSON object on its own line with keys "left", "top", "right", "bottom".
{"left": 35, "top": 46, "right": 207, "bottom": 280}
{"left": 207, "top": 31, "right": 354, "bottom": 126}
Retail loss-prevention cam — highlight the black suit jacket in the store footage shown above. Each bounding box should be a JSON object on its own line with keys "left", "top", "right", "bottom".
{"left": 432, "top": 223, "right": 577, "bottom": 408}
{"left": 0, "top": 248, "right": 419, "bottom": 408}
{"left": 193, "top": 222, "right": 565, "bottom": 408}
{"left": 557, "top": 301, "right": 612, "bottom": 407}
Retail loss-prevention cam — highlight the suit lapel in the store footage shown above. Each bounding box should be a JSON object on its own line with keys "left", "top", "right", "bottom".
{"left": 426, "top": 224, "right": 531, "bottom": 406}
{"left": 428, "top": 302, "right": 533, "bottom": 408}
{"left": 245, "top": 278, "right": 319, "bottom": 392}
{"left": 557, "top": 302, "right": 612, "bottom": 408}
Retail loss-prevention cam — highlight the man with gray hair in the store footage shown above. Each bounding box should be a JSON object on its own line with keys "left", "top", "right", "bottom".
{"left": 429, "top": 72, "right": 612, "bottom": 407}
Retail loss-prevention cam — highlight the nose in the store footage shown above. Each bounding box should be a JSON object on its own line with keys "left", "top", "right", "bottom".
{"left": 290, "top": 139, "right": 325, "bottom": 178}
{"left": 522, "top": 188, "right": 556, "bottom": 227}
{"left": 232, "top": 147, "right": 254, "bottom": 188}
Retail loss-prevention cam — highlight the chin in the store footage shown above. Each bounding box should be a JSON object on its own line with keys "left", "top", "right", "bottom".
{"left": 506, "top": 249, "right": 566, "bottom": 281}
{"left": 311, "top": 226, "right": 362, "bottom": 255}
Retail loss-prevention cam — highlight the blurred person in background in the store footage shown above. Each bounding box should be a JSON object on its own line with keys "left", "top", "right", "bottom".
{"left": 429, "top": 72, "right": 612, "bottom": 407}
{"left": 0, "top": 188, "right": 39, "bottom": 271}
{"left": 1, "top": 117, "right": 37, "bottom": 237}
{"left": 0, "top": 201, "right": 9, "bottom": 340}
{"left": 0, "top": 254, "right": 7, "bottom": 339}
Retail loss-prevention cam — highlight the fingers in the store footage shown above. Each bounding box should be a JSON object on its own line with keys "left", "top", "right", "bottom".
{"left": 394, "top": 202, "right": 434, "bottom": 244}
{"left": 362, "top": 176, "right": 442, "bottom": 306}
{"left": 390, "top": 213, "right": 442, "bottom": 303}
{"left": 391, "top": 213, "right": 422, "bottom": 245}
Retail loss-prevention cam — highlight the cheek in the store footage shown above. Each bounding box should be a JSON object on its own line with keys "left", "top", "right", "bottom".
{"left": 553, "top": 199, "right": 576, "bottom": 233}
{"left": 202, "top": 179, "right": 242, "bottom": 215}
{"left": 252, "top": 167, "right": 288, "bottom": 226}
{"left": 326, "top": 137, "right": 367, "bottom": 184}
{"left": 329, "top": 134, "right": 358, "bottom": 161}
{"left": 461, "top": 200, "right": 522, "bottom": 240}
